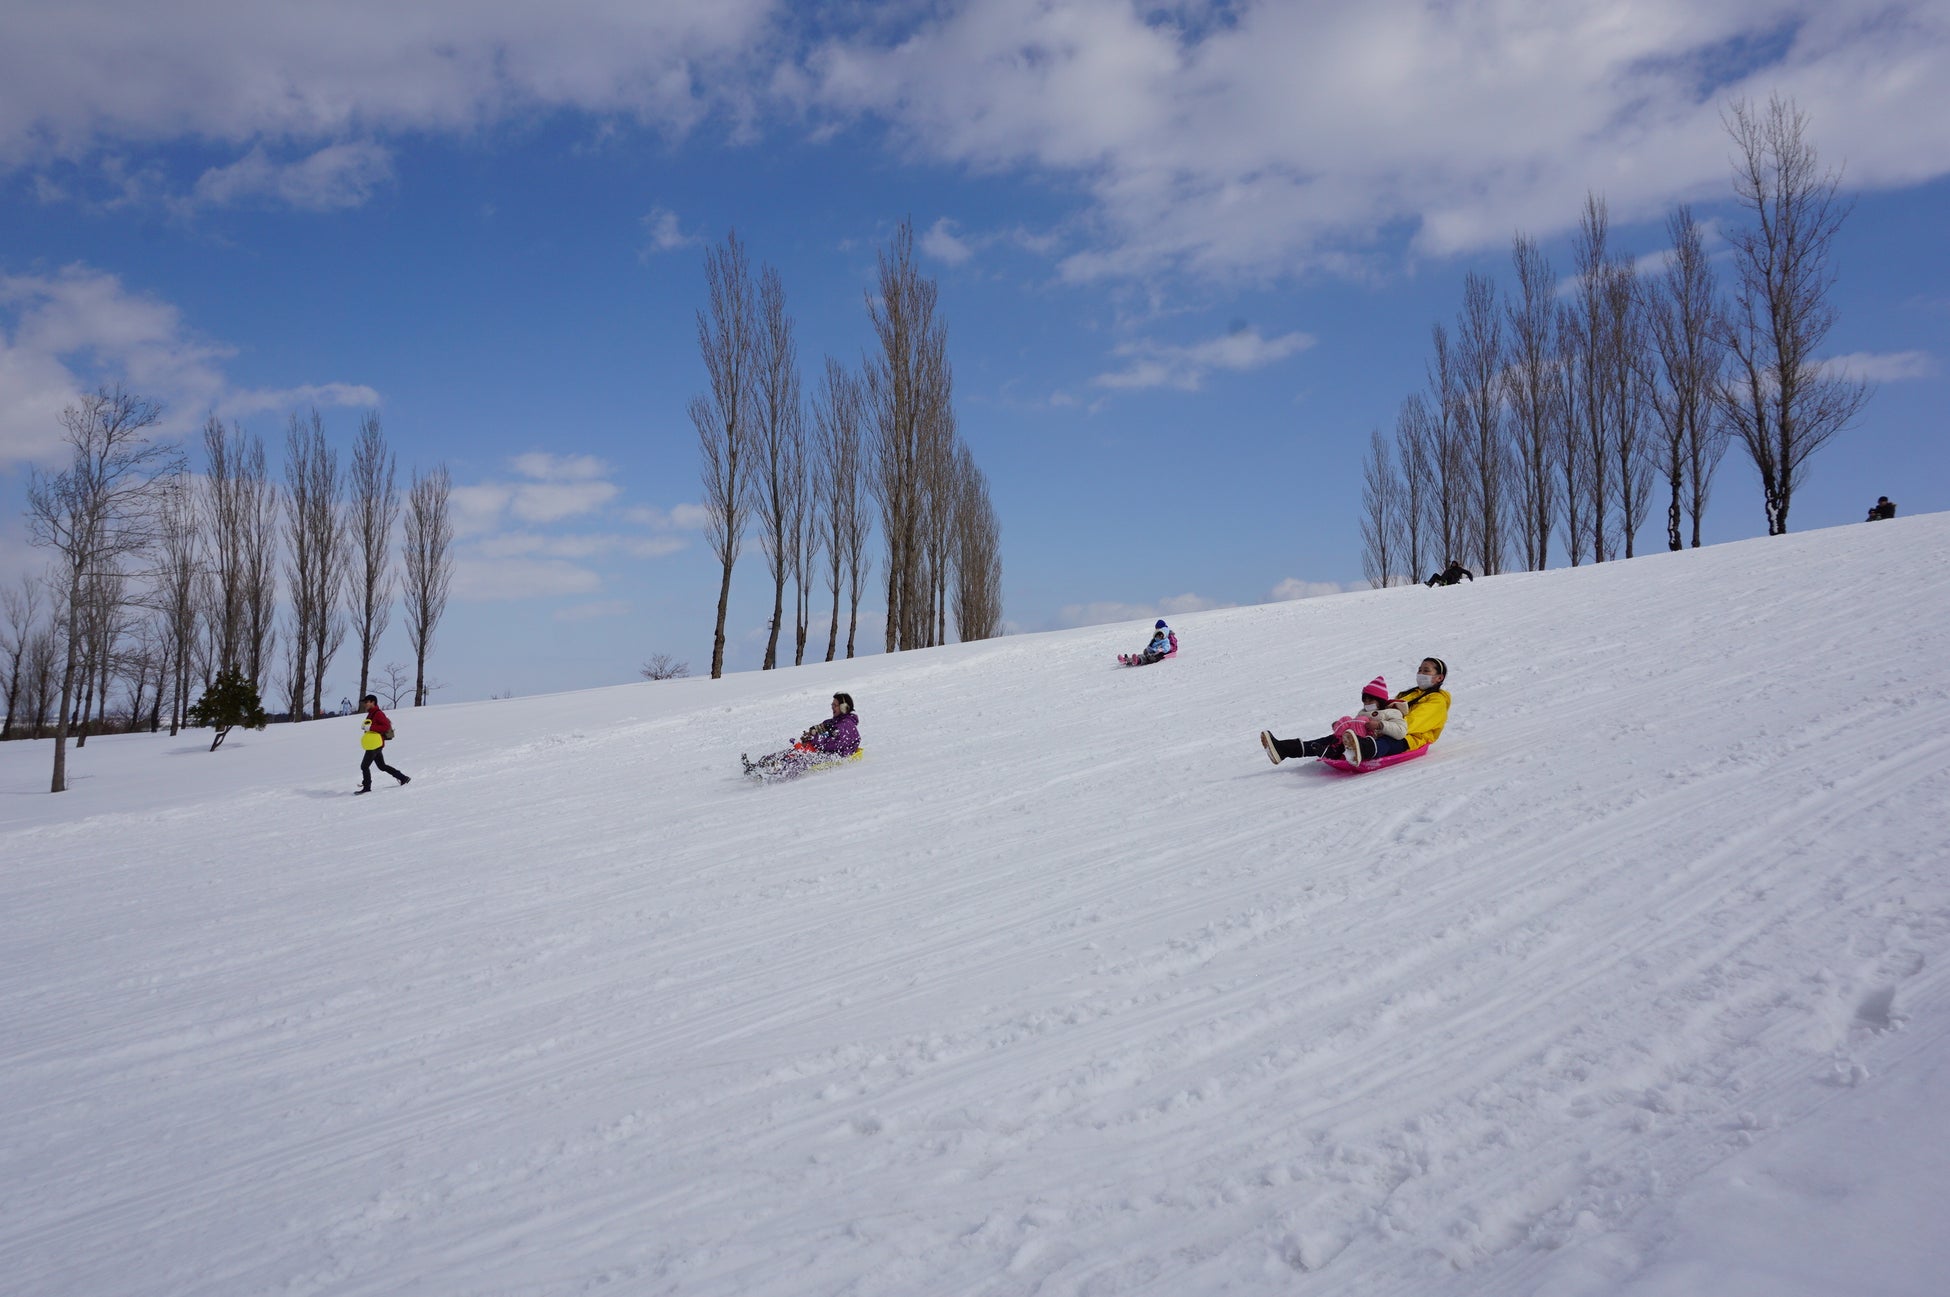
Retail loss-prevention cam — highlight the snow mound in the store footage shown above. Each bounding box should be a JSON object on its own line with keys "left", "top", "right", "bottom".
{"left": 5, "top": 514, "right": 1949, "bottom": 1295}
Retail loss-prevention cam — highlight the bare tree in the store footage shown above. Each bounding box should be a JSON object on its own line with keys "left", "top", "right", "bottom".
{"left": 155, "top": 470, "right": 202, "bottom": 735}
{"left": 865, "top": 219, "right": 952, "bottom": 653}
{"left": 1425, "top": 325, "right": 1471, "bottom": 571}
{"left": 402, "top": 464, "right": 454, "bottom": 707}
{"left": 26, "top": 386, "right": 180, "bottom": 791}
{"left": 2, "top": 574, "right": 45, "bottom": 740}
{"left": 691, "top": 232, "right": 759, "bottom": 680}
{"left": 1718, "top": 95, "right": 1871, "bottom": 535}
{"left": 119, "top": 614, "right": 165, "bottom": 733}
{"left": 752, "top": 264, "right": 804, "bottom": 671}
{"left": 1555, "top": 299, "right": 1592, "bottom": 566}
{"left": 1648, "top": 205, "right": 1730, "bottom": 550}
{"left": 1506, "top": 234, "right": 1560, "bottom": 571}
{"left": 346, "top": 411, "right": 399, "bottom": 701}
{"left": 920, "top": 404, "right": 958, "bottom": 648}
{"left": 70, "top": 568, "right": 121, "bottom": 746}
{"left": 202, "top": 415, "right": 245, "bottom": 675}
{"left": 1567, "top": 194, "right": 1619, "bottom": 562}
{"left": 951, "top": 442, "right": 1004, "bottom": 640}
{"left": 375, "top": 660, "right": 414, "bottom": 709}
{"left": 282, "top": 410, "right": 348, "bottom": 720}
{"left": 1455, "top": 271, "right": 1511, "bottom": 574}
{"left": 1605, "top": 262, "right": 1656, "bottom": 558}
{"left": 812, "top": 359, "right": 859, "bottom": 662}
{"left": 22, "top": 626, "right": 61, "bottom": 738}
{"left": 1393, "top": 394, "right": 1435, "bottom": 584}
{"left": 204, "top": 418, "right": 280, "bottom": 691}
{"left": 790, "top": 439, "right": 820, "bottom": 666}
{"left": 815, "top": 360, "right": 874, "bottom": 660}
{"left": 1360, "top": 428, "right": 1402, "bottom": 587}
{"left": 639, "top": 653, "right": 691, "bottom": 680}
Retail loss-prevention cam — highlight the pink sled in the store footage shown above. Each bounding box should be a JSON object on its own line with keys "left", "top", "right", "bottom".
{"left": 1316, "top": 744, "right": 1431, "bottom": 775}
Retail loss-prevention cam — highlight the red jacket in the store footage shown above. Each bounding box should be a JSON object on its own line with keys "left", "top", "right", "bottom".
{"left": 364, "top": 706, "right": 394, "bottom": 739}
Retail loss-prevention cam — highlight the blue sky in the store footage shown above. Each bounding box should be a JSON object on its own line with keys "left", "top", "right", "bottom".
{"left": 3, "top": 1, "right": 1947, "bottom": 700}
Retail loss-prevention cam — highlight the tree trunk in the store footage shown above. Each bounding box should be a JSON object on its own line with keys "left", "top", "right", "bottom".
{"left": 711, "top": 560, "right": 734, "bottom": 679}
{"left": 50, "top": 574, "right": 82, "bottom": 792}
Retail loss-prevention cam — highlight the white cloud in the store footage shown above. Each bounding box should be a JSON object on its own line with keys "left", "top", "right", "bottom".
{"left": 1820, "top": 350, "right": 1936, "bottom": 382}
{"left": 0, "top": 2, "right": 777, "bottom": 168}
{"left": 190, "top": 141, "right": 393, "bottom": 211}
{"left": 808, "top": 1, "right": 1950, "bottom": 280}
{"left": 453, "top": 556, "right": 602, "bottom": 601}
{"left": 920, "top": 217, "right": 974, "bottom": 265}
{"left": 1095, "top": 326, "right": 1314, "bottom": 391}
{"left": 0, "top": 264, "right": 373, "bottom": 466}
{"left": 475, "top": 531, "right": 686, "bottom": 561}
{"left": 640, "top": 206, "right": 700, "bottom": 257}
{"left": 623, "top": 502, "right": 711, "bottom": 530}
{"left": 449, "top": 484, "right": 517, "bottom": 537}
{"left": 223, "top": 382, "right": 382, "bottom": 416}
{"left": 13, "top": 4, "right": 1947, "bottom": 274}
{"left": 453, "top": 455, "right": 622, "bottom": 532}
{"left": 1159, "top": 592, "right": 1230, "bottom": 615}
{"left": 512, "top": 452, "right": 610, "bottom": 481}
{"left": 448, "top": 464, "right": 693, "bottom": 602}
{"left": 1053, "top": 594, "right": 1231, "bottom": 629}
{"left": 1270, "top": 578, "right": 1346, "bottom": 602}
{"left": 510, "top": 481, "right": 621, "bottom": 524}
{"left": 554, "top": 599, "right": 631, "bottom": 622}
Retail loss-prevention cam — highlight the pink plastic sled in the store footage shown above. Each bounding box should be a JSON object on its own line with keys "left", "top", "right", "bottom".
{"left": 1316, "top": 744, "right": 1431, "bottom": 775}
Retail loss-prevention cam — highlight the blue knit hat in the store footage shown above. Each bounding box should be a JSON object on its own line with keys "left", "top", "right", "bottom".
{"left": 1155, "top": 619, "right": 1168, "bottom": 629}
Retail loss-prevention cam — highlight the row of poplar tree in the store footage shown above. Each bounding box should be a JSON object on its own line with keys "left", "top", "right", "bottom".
{"left": 1361, "top": 95, "right": 1872, "bottom": 586}
{"left": 5, "top": 389, "right": 456, "bottom": 792}
{"left": 691, "top": 220, "right": 1004, "bottom": 679}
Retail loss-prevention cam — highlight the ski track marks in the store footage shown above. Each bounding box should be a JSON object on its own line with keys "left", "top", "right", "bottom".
{"left": 2, "top": 517, "right": 1949, "bottom": 1295}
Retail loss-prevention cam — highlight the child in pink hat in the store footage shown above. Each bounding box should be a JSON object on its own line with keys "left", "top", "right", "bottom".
{"left": 1260, "top": 676, "right": 1405, "bottom": 765}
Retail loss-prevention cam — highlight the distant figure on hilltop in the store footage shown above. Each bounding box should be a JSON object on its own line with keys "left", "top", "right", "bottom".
{"left": 1260, "top": 658, "right": 1451, "bottom": 770}
{"left": 743, "top": 692, "right": 863, "bottom": 783}
{"left": 356, "top": 695, "right": 411, "bottom": 795}
{"left": 1866, "top": 496, "right": 1897, "bottom": 521}
{"left": 1426, "top": 560, "right": 1474, "bottom": 588}
{"left": 1120, "top": 619, "right": 1178, "bottom": 667}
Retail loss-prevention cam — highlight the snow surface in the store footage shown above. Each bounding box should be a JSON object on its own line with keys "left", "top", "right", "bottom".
{"left": 5, "top": 515, "right": 1949, "bottom": 1297}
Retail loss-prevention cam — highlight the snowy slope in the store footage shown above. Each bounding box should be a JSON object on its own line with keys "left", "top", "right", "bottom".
{"left": 4, "top": 515, "right": 1949, "bottom": 1297}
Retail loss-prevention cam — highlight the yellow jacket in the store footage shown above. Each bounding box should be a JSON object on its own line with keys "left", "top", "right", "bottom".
{"left": 1394, "top": 687, "right": 1451, "bottom": 750}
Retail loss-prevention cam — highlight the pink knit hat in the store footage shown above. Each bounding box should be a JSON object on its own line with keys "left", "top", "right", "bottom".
{"left": 1361, "top": 676, "right": 1389, "bottom": 701}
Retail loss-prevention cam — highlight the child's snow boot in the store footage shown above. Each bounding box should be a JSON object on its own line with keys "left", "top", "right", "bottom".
{"left": 1341, "top": 728, "right": 1364, "bottom": 767}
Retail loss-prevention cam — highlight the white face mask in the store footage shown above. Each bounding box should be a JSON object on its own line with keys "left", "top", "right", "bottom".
{"left": 1416, "top": 672, "right": 1436, "bottom": 690}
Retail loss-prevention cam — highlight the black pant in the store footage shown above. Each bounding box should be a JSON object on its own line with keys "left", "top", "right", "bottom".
{"left": 361, "top": 746, "right": 407, "bottom": 789}
{"left": 1271, "top": 733, "right": 1410, "bottom": 761}
{"left": 1271, "top": 734, "right": 1338, "bottom": 759}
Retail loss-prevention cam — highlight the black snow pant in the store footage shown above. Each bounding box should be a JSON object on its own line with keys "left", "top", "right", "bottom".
{"left": 361, "top": 745, "right": 408, "bottom": 790}
{"left": 1270, "top": 734, "right": 1337, "bottom": 760}
{"left": 1271, "top": 733, "right": 1410, "bottom": 761}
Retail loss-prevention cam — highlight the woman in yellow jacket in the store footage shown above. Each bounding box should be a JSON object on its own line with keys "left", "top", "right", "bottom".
{"left": 1261, "top": 657, "right": 1450, "bottom": 767}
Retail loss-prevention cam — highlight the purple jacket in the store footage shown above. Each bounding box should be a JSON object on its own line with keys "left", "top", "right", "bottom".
{"left": 807, "top": 711, "right": 861, "bottom": 756}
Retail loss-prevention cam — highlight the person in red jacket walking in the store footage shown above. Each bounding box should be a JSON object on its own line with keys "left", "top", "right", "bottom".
{"left": 357, "top": 694, "right": 411, "bottom": 794}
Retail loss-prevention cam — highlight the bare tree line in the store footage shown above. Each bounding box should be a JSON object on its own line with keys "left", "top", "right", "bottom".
{"left": 691, "top": 219, "right": 1002, "bottom": 678}
{"left": 1363, "top": 95, "right": 1868, "bottom": 586}
{"left": 10, "top": 391, "right": 455, "bottom": 789}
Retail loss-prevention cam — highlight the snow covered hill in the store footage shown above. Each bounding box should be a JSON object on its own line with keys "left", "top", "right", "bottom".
{"left": 5, "top": 515, "right": 1949, "bottom": 1297}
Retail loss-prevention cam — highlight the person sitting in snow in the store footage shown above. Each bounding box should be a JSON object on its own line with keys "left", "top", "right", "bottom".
{"left": 1866, "top": 496, "right": 1897, "bottom": 521}
{"left": 1426, "top": 559, "right": 1474, "bottom": 587}
{"left": 1259, "top": 658, "right": 1451, "bottom": 768}
{"left": 1123, "top": 619, "right": 1178, "bottom": 665}
{"left": 743, "top": 692, "right": 862, "bottom": 780}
